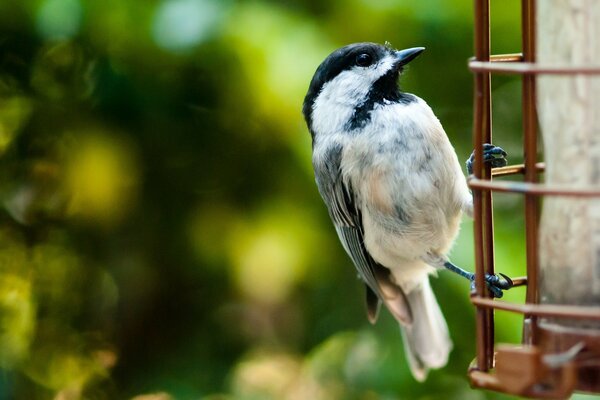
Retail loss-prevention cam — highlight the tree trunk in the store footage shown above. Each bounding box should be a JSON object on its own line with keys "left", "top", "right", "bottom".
{"left": 536, "top": 0, "right": 600, "bottom": 392}
{"left": 537, "top": 0, "right": 600, "bottom": 321}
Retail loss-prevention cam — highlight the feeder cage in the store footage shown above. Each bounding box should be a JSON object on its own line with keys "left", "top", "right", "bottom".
{"left": 468, "top": 0, "right": 600, "bottom": 398}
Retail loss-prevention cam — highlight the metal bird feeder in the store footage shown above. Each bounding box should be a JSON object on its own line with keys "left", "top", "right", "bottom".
{"left": 468, "top": 0, "right": 600, "bottom": 397}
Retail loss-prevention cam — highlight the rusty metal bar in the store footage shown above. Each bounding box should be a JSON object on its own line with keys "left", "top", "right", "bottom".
{"left": 473, "top": 0, "right": 494, "bottom": 372}
{"left": 469, "top": 60, "right": 600, "bottom": 74}
{"left": 489, "top": 53, "right": 523, "bottom": 62}
{"left": 509, "top": 276, "right": 528, "bottom": 287}
{"left": 471, "top": 298, "right": 600, "bottom": 320}
{"left": 468, "top": 178, "right": 600, "bottom": 197}
{"left": 491, "top": 162, "right": 545, "bottom": 177}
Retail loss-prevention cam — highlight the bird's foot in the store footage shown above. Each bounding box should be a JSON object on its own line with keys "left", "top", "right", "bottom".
{"left": 441, "top": 260, "right": 513, "bottom": 298}
{"left": 470, "top": 273, "right": 513, "bottom": 298}
{"left": 466, "top": 144, "right": 508, "bottom": 175}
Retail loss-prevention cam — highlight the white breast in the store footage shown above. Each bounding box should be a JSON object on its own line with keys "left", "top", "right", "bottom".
{"left": 340, "top": 98, "right": 470, "bottom": 289}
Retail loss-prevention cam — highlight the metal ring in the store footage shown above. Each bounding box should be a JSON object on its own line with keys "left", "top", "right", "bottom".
{"left": 471, "top": 297, "right": 600, "bottom": 321}
{"left": 468, "top": 178, "right": 600, "bottom": 197}
{"left": 469, "top": 59, "right": 600, "bottom": 75}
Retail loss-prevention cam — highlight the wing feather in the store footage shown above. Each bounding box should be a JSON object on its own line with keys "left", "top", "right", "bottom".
{"left": 314, "top": 143, "right": 412, "bottom": 324}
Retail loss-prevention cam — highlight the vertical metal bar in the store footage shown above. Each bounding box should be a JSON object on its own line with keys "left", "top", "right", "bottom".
{"left": 481, "top": 3, "right": 496, "bottom": 370}
{"left": 521, "top": 0, "right": 539, "bottom": 344}
{"left": 473, "top": 0, "right": 494, "bottom": 372}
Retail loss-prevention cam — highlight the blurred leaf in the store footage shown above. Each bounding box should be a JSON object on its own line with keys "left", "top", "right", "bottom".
{"left": 64, "top": 130, "right": 140, "bottom": 226}
{"left": 36, "top": 0, "right": 83, "bottom": 40}
{"left": 0, "top": 274, "right": 35, "bottom": 368}
{"left": 0, "top": 92, "right": 32, "bottom": 155}
{"left": 152, "top": 0, "right": 229, "bottom": 52}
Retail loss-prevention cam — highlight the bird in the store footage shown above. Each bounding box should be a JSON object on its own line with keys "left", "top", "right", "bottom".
{"left": 302, "top": 42, "right": 511, "bottom": 381}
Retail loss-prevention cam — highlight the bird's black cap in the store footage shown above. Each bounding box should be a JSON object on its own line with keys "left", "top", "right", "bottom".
{"left": 303, "top": 43, "right": 425, "bottom": 135}
{"left": 303, "top": 43, "right": 387, "bottom": 125}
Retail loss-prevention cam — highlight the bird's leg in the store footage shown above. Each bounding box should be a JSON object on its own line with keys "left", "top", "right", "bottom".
{"left": 443, "top": 260, "right": 513, "bottom": 298}
{"left": 423, "top": 253, "right": 513, "bottom": 298}
{"left": 466, "top": 144, "right": 508, "bottom": 175}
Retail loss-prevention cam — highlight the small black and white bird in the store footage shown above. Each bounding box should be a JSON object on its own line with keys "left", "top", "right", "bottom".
{"left": 302, "top": 42, "right": 511, "bottom": 381}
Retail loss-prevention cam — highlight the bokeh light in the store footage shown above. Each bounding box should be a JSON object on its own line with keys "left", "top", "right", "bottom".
{"left": 152, "top": 0, "right": 227, "bottom": 52}
{"left": 2, "top": 1, "right": 594, "bottom": 399}
{"left": 0, "top": 273, "right": 35, "bottom": 369}
{"left": 36, "top": 0, "right": 83, "bottom": 40}
{"left": 0, "top": 94, "right": 32, "bottom": 156}
{"left": 63, "top": 131, "right": 140, "bottom": 226}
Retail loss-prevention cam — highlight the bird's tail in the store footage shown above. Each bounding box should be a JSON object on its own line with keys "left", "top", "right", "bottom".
{"left": 400, "top": 278, "right": 452, "bottom": 382}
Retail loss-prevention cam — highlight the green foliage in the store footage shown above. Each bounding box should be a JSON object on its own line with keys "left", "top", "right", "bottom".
{"left": 0, "top": 0, "right": 574, "bottom": 399}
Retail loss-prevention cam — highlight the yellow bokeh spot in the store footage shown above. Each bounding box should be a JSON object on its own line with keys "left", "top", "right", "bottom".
{"left": 0, "top": 274, "right": 36, "bottom": 368}
{"left": 130, "top": 393, "right": 173, "bottom": 400}
{"left": 64, "top": 132, "right": 139, "bottom": 225}
{"left": 0, "top": 95, "right": 32, "bottom": 155}
{"left": 232, "top": 226, "right": 304, "bottom": 304}
{"left": 231, "top": 350, "right": 303, "bottom": 399}
{"left": 224, "top": 3, "right": 333, "bottom": 136}
{"left": 226, "top": 202, "right": 329, "bottom": 304}
{"left": 26, "top": 346, "right": 104, "bottom": 391}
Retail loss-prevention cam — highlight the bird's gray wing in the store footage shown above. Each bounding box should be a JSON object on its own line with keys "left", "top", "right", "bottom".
{"left": 314, "top": 144, "right": 412, "bottom": 325}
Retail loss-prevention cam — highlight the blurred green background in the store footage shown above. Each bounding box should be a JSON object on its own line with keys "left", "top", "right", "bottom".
{"left": 0, "top": 0, "right": 593, "bottom": 399}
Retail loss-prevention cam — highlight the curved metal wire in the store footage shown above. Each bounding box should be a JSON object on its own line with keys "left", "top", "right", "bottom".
{"left": 469, "top": 59, "right": 600, "bottom": 75}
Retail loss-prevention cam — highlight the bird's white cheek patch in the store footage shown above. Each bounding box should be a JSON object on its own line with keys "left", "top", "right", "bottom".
{"left": 311, "top": 97, "right": 354, "bottom": 137}
{"left": 311, "top": 71, "right": 368, "bottom": 135}
{"left": 311, "top": 55, "right": 397, "bottom": 136}
{"left": 368, "top": 54, "right": 397, "bottom": 81}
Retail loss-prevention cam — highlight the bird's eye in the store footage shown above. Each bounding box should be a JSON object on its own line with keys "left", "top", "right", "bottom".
{"left": 355, "top": 53, "right": 373, "bottom": 67}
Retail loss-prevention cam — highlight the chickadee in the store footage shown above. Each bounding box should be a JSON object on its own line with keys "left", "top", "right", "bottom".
{"left": 302, "top": 43, "right": 511, "bottom": 381}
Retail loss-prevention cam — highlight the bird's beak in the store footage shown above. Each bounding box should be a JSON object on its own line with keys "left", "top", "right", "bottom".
{"left": 394, "top": 47, "right": 425, "bottom": 67}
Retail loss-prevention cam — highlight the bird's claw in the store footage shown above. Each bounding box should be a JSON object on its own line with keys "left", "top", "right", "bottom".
{"left": 470, "top": 272, "right": 514, "bottom": 298}
{"left": 488, "top": 272, "right": 513, "bottom": 289}
{"left": 466, "top": 143, "right": 508, "bottom": 175}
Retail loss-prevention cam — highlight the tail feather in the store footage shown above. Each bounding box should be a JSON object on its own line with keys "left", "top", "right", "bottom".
{"left": 365, "top": 285, "right": 381, "bottom": 324}
{"left": 400, "top": 278, "right": 452, "bottom": 381}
